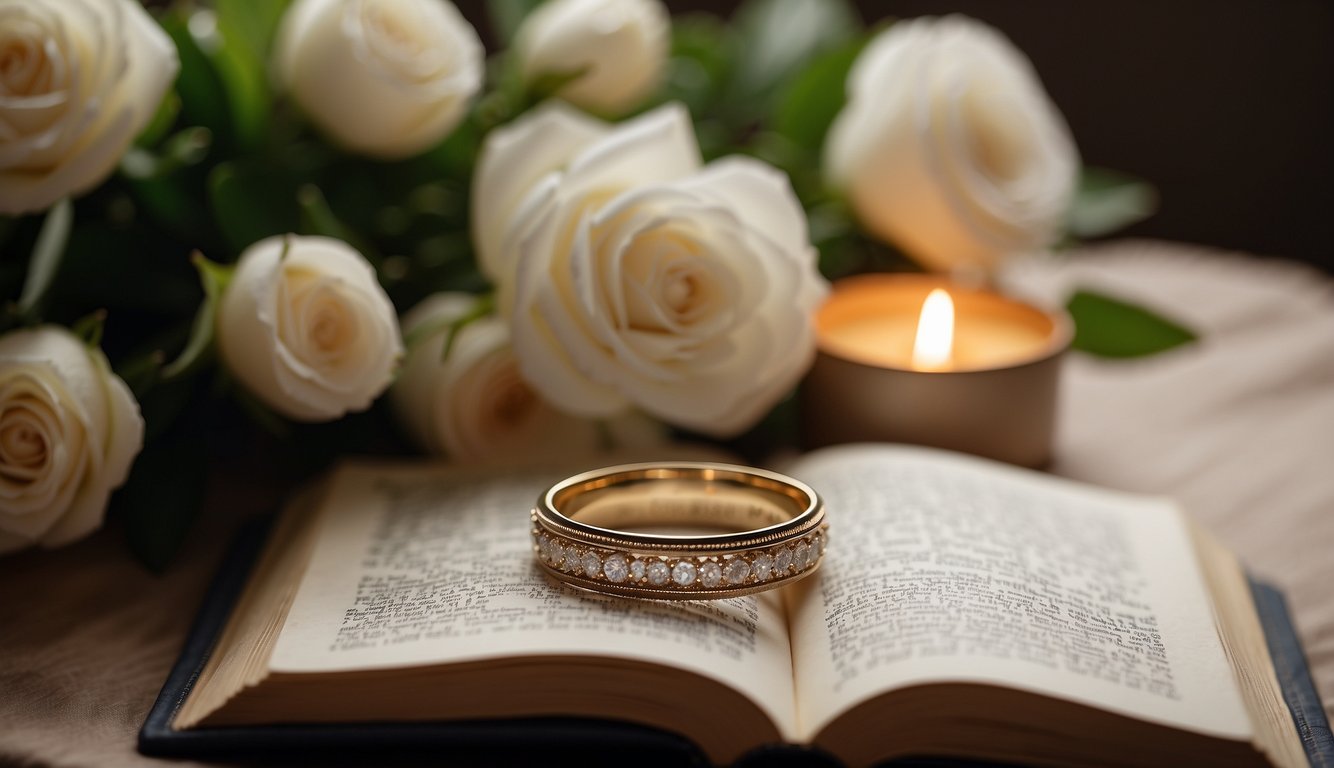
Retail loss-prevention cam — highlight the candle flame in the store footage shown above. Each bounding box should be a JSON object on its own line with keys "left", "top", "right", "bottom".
{"left": 912, "top": 289, "right": 955, "bottom": 371}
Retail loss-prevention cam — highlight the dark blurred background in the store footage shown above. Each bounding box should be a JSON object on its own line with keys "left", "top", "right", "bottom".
{"left": 458, "top": 0, "right": 1334, "bottom": 272}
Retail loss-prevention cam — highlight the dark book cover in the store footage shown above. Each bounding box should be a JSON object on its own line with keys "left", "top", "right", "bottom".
{"left": 139, "top": 516, "right": 1333, "bottom": 767}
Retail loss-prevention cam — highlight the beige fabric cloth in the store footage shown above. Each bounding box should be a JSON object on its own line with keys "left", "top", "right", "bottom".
{"left": 1, "top": 240, "right": 1332, "bottom": 768}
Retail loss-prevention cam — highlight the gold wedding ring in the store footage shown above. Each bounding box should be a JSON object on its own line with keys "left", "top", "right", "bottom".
{"left": 532, "top": 462, "right": 827, "bottom": 600}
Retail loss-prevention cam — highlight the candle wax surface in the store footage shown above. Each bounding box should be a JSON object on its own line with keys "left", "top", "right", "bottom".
{"left": 814, "top": 275, "right": 1062, "bottom": 372}
{"left": 821, "top": 314, "right": 1049, "bottom": 370}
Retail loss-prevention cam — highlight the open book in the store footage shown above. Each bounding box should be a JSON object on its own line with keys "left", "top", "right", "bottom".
{"left": 168, "top": 445, "right": 1312, "bottom": 767}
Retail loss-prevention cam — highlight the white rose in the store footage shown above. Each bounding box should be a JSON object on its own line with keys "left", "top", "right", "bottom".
{"left": 825, "top": 15, "right": 1079, "bottom": 273}
{"left": 0, "top": 326, "right": 144, "bottom": 554}
{"left": 275, "top": 0, "right": 484, "bottom": 159}
{"left": 474, "top": 103, "right": 829, "bottom": 437}
{"left": 392, "top": 293, "right": 663, "bottom": 462}
{"left": 217, "top": 235, "right": 403, "bottom": 422}
{"left": 472, "top": 102, "right": 609, "bottom": 281}
{"left": 0, "top": 0, "right": 179, "bottom": 214}
{"left": 516, "top": 0, "right": 669, "bottom": 114}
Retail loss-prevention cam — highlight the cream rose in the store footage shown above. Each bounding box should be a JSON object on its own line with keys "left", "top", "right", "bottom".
{"left": 0, "top": 0, "right": 179, "bottom": 215}
{"left": 474, "top": 103, "right": 828, "bottom": 437}
{"left": 274, "top": 0, "right": 484, "bottom": 159}
{"left": 217, "top": 235, "right": 402, "bottom": 422}
{"left": 392, "top": 293, "right": 663, "bottom": 462}
{"left": 516, "top": 0, "right": 669, "bottom": 114}
{"left": 0, "top": 326, "right": 144, "bottom": 554}
{"left": 825, "top": 15, "right": 1079, "bottom": 273}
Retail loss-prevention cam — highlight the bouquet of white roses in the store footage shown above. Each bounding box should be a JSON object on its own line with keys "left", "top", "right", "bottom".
{"left": 0, "top": 0, "right": 1168, "bottom": 567}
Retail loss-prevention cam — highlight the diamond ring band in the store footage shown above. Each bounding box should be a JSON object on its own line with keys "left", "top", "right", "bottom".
{"left": 532, "top": 462, "right": 827, "bottom": 600}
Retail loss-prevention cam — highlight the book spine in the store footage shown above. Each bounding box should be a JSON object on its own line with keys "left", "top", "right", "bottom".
{"left": 1251, "top": 579, "right": 1334, "bottom": 767}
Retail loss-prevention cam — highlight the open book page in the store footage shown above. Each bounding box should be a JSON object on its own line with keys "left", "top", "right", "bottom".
{"left": 269, "top": 461, "right": 800, "bottom": 740}
{"left": 785, "top": 444, "right": 1254, "bottom": 743}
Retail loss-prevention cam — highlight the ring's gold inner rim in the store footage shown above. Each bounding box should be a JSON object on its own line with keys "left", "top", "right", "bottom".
{"left": 542, "top": 464, "right": 817, "bottom": 546}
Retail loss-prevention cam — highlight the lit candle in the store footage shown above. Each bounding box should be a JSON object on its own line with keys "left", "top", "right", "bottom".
{"left": 912, "top": 289, "right": 954, "bottom": 371}
{"left": 801, "top": 274, "right": 1072, "bottom": 467}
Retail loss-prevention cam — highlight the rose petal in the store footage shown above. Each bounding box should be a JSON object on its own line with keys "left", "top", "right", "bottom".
{"left": 38, "top": 346, "right": 139, "bottom": 544}
{"left": 825, "top": 15, "right": 1077, "bottom": 272}
{"left": 824, "top": 19, "right": 920, "bottom": 188}
{"left": 0, "top": 349, "right": 91, "bottom": 537}
{"left": 473, "top": 102, "right": 610, "bottom": 281}
{"left": 219, "top": 235, "right": 402, "bottom": 421}
{"left": 274, "top": 0, "right": 338, "bottom": 84}
{"left": 0, "top": 325, "right": 141, "bottom": 552}
{"left": 391, "top": 293, "right": 478, "bottom": 454}
{"left": 37, "top": 451, "right": 107, "bottom": 547}
{"left": 0, "top": 407, "right": 50, "bottom": 479}
{"left": 86, "top": 345, "right": 142, "bottom": 491}
{"left": 0, "top": 328, "right": 107, "bottom": 443}
{"left": 447, "top": 340, "right": 597, "bottom": 461}
{"left": 674, "top": 157, "right": 811, "bottom": 264}
{"left": 0, "top": 105, "right": 131, "bottom": 213}
{"left": 0, "top": 0, "right": 178, "bottom": 214}
{"left": 511, "top": 250, "right": 628, "bottom": 417}
{"left": 592, "top": 187, "right": 752, "bottom": 338}
{"left": 624, "top": 326, "right": 772, "bottom": 434}
{"left": 560, "top": 102, "right": 701, "bottom": 200}
{"left": 517, "top": 0, "right": 669, "bottom": 114}
{"left": 276, "top": 0, "right": 482, "bottom": 158}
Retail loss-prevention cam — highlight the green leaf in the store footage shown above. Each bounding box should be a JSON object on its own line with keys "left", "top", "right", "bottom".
{"left": 774, "top": 35, "right": 867, "bottom": 153}
{"left": 162, "top": 253, "right": 234, "bottom": 380}
{"left": 115, "top": 349, "right": 166, "bottom": 399}
{"left": 209, "top": 50, "right": 267, "bottom": 150}
{"left": 118, "top": 428, "right": 208, "bottom": 573}
{"left": 120, "top": 127, "right": 212, "bottom": 180}
{"left": 659, "top": 15, "right": 733, "bottom": 116}
{"left": 70, "top": 309, "right": 106, "bottom": 348}
{"left": 17, "top": 198, "right": 73, "bottom": 316}
{"left": 423, "top": 114, "right": 483, "bottom": 177}
{"left": 231, "top": 384, "right": 291, "bottom": 439}
{"left": 211, "top": 1, "right": 281, "bottom": 149}
{"left": 474, "top": 51, "right": 537, "bottom": 129}
{"left": 122, "top": 138, "right": 215, "bottom": 242}
{"left": 115, "top": 324, "right": 197, "bottom": 443}
{"left": 487, "top": 0, "right": 544, "bottom": 46}
{"left": 527, "top": 66, "right": 590, "bottom": 101}
{"left": 729, "top": 0, "right": 857, "bottom": 107}
{"left": 208, "top": 162, "right": 299, "bottom": 254}
{"left": 161, "top": 13, "right": 233, "bottom": 146}
{"left": 215, "top": 0, "right": 289, "bottom": 63}
{"left": 1067, "top": 289, "right": 1197, "bottom": 358}
{"left": 297, "top": 184, "right": 374, "bottom": 259}
{"left": 50, "top": 224, "right": 201, "bottom": 316}
{"left": 745, "top": 130, "right": 806, "bottom": 182}
{"left": 138, "top": 375, "right": 197, "bottom": 444}
{"left": 1067, "top": 167, "right": 1158, "bottom": 239}
{"left": 134, "top": 91, "right": 181, "bottom": 148}
{"left": 402, "top": 294, "right": 495, "bottom": 361}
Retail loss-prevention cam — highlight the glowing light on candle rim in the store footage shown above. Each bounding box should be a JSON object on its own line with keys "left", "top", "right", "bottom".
{"left": 912, "top": 289, "right": 955, "bottom": 370}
